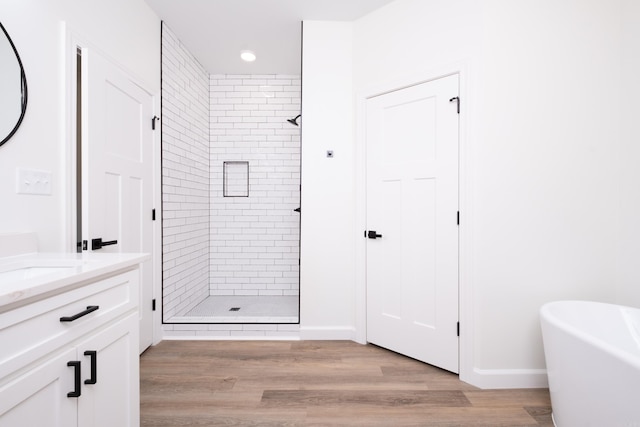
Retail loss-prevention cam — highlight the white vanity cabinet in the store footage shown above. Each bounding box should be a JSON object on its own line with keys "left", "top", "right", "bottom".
{"left": 0, "top": 267, "right": 141, "bottom": 427}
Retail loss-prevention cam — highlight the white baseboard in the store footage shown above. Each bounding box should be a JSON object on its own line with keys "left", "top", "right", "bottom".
{"left": 461, "top": 367, "right": 549, "bottom": 389}
{"left": 160, "top": 327, "right": 355, "bottom": 341}
{"left": 299, "top": 326, "right": 356, "bottom": 340}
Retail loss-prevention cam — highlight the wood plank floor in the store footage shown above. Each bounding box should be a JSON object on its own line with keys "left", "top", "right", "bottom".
{"left": 140, "top": 341, "right": 553, "bottom": 426}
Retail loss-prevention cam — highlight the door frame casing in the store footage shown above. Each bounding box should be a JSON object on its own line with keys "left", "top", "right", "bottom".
{"left": 62, "top": 24, "right": 162, "bottom": 349}
{"left": 354, "top": 62, "right": 473, "bottom": 381}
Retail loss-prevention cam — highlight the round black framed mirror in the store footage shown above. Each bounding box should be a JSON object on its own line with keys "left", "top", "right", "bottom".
{"left": 0, "top": 21, "right": 28, "bottom": 148}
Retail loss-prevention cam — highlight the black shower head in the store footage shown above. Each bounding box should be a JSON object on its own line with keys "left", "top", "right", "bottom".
{"left": 287, "top": 114, "right": 301, "bottom": 126}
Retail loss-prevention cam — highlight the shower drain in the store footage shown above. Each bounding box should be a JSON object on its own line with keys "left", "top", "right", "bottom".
{"left": 229, "top": 307, "right": 240, "bottom": 312}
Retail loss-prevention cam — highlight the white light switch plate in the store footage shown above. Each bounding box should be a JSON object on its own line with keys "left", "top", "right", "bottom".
{"left": 16, "top": 168, "right": 52, "bottom": 195}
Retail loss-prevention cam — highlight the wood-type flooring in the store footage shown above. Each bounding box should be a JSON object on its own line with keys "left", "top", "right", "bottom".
{"left": 140, "top": 340, "right": 553, "bottom": 426}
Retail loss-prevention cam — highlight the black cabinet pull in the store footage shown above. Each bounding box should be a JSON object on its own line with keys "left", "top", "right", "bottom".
{"left": 67, "top": 361, "right": 81, "bottom": 398}
{"left": 91, "top": 238, "right": 118, "bottom": 250}
{"left": 60, "top": 305, "right": 99, "bottom": 322}
{"left": 84, "top": 350, "right": 97, "bottom": 385}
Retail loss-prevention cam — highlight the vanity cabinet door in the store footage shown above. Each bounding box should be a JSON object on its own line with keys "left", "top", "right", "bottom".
{"left": 0, "top": 347, "right": 78, "bottom": 427}
{"left": 77, "top": 312, "right": 139, "bottom": 427}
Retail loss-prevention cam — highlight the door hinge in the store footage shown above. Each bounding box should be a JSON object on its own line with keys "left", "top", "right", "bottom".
{"left": 152, "top": 115, "right": 160, "bottom": 130}
{"left": 152, "top": 208, "right": 156, "bottom": 221}
{"left": 457, "top": 211, "right": 460, "bottom": 225}
{"left": 449, "top": 96, "right": 460, "bottom": 114}
{"left": 457, "top": 322, "right": 460, "bottom": 337}
{"left": 152, "top": 299, "right": 156, "bottom": 311}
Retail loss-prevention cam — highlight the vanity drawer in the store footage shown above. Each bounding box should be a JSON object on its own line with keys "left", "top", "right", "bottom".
{"left": 0, "top": 269, "right": 138, "bottom": 381}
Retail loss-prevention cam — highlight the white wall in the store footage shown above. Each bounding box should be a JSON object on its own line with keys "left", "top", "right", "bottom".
{"left": 0, "top": 35, "right": 22, "bottom": 136}
{"left": 300, "top": 21, "right": 356, "bottom": 339}
{"left": 297, "top": 0, "right": 626, "bottom": 388}
{"left": 472, "top": 0, "right": 621, "bottom": 378}
{"left": 617, "top": 0, "right": 640, "bottom": 308}
{"left": 0, "top": 0, "right": 160, "bottom": 251}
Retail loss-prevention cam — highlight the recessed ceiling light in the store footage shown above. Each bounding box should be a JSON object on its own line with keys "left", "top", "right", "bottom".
{"left": 240, "top": 50, "right": 256, "bottom": 62}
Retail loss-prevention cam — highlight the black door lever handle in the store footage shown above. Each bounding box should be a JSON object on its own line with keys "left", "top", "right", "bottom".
{"left": 367, "top": 230, "right": 383, "bottom": 239}
{"left": 91, "top": 238, "right": 118, "bottom": 250}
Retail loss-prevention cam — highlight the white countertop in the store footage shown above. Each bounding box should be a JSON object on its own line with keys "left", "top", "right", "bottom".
{"left": 0, "top": 252, "right": 150, "bottom": 310}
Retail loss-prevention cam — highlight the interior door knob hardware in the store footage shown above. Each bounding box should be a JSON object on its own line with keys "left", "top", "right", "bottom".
{"left": 367, "top": 230, "right": 383, "bottom": 239}
{"left": 91, "top": 238, "right": 118, "bottom": 250}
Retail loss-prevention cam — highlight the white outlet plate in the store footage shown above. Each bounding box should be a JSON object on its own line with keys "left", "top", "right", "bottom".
{"left": 16, "top": 168, "right": 52, "bottom": 195}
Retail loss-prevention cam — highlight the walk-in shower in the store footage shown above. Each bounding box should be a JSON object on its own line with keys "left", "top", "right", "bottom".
{"left": 160, "top": 23, "right": 301, "bottom": 325}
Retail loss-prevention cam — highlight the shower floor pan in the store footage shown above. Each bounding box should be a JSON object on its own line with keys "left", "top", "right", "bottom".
{"left": 169, "top": 295, "right": 298, "bottom": 323}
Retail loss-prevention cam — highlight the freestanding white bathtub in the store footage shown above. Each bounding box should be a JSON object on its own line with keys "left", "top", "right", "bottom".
{"left": 540, "top": 300, "right": 640, "bottom": 427}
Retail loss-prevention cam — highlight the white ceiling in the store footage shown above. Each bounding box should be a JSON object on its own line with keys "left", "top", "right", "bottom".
{"left": 144, "top": 0, "right": 396, "bottom": 75}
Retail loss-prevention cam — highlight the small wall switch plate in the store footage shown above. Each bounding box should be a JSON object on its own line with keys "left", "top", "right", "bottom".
{"left": 326, "top": 150, "right": 334, "bottom": 158}
{"left": 16, "top": 168, "right": 52, "bottom": 195}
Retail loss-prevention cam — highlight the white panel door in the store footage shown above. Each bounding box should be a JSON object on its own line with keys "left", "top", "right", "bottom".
{"left": 82, "top": 49, "right": 154, "bottom": 353}
{"left": 366, "top": 74, "right": 459, "bottom": 373}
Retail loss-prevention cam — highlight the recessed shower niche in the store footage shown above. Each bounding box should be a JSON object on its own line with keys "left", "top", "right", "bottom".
{"left": 223, "top": 161, "right": 249, "bottom": 197}
{"left": 160, "top": 23, "right": 300, "bottom": 324}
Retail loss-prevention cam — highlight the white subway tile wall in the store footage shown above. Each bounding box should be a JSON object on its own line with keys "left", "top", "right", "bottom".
{"left": 209, "top": 75, "right": 301, "bottom": 297}
{"left": 162, "top": 24, "right": 211, "bottom": 319}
